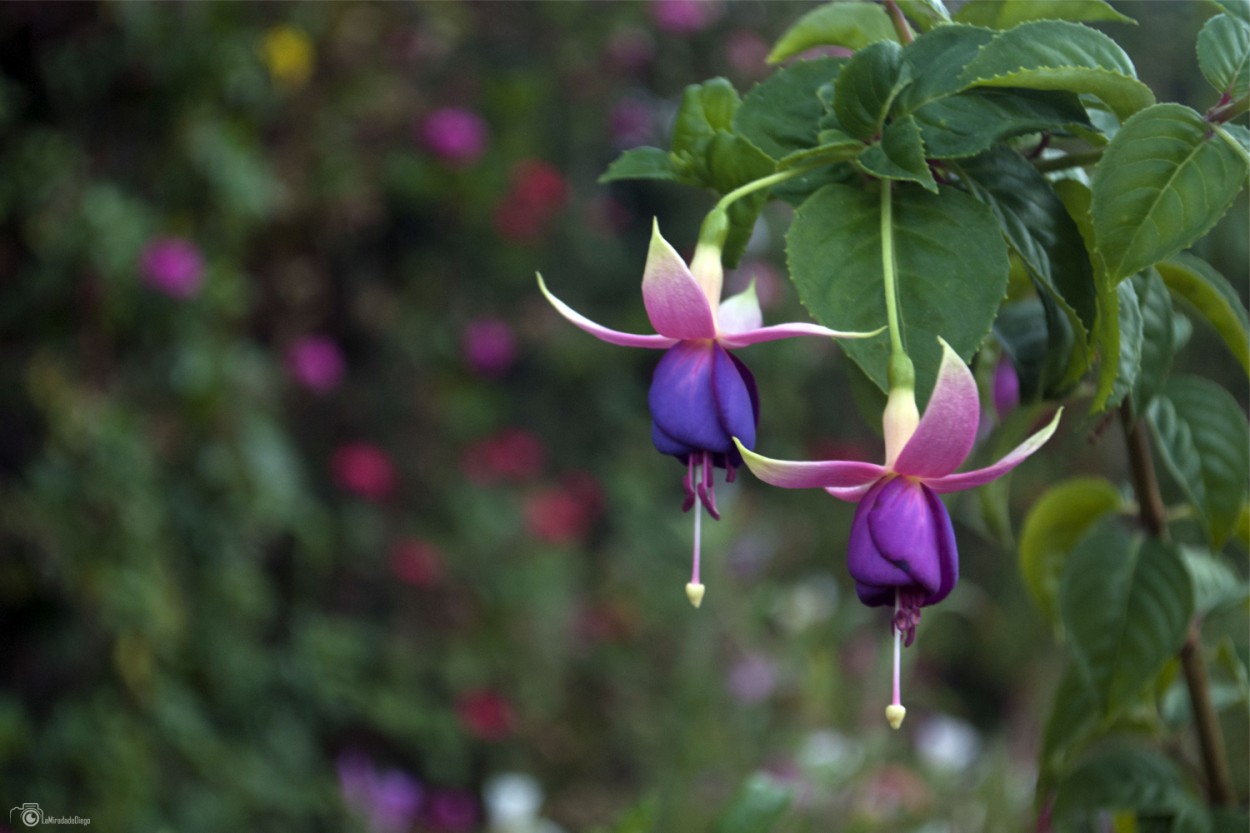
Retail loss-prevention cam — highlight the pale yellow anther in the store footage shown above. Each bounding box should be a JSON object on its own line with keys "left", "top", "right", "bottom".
{"left": 885, "top": 704, "right": 907, "bottom": 730}
{"left": 685, "top": 582, "right": 706, "bottom": 608}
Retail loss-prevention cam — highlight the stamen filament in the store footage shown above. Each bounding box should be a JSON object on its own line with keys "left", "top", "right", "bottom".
{"left": 685, "top": 460, "right": 706, "bottom": 609}
{"left": 886, "top": 589, "right": 907, "bottom": 730}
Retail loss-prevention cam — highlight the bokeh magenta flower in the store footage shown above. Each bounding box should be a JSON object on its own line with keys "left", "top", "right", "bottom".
{"left": 738, "top": 339, "right": 1060, "bottom": 725}
{"left": 337, "top": 751, "right": 423, "bottom": 833}
{"left": 420, "top": 107, "right": 489, "bottom": 166}
{"left": 993, "top": 352, "right": 1021, "bottom": 420}
{"left": 455, "top": 689, "right": 515, "bottom": 741}
{"left": 651, "top": 0, "right": 722, "bottom": 33}
{"left": 285, "top": 335, "right": 345, "bottom": 393}
{"left": 608, "top": 98, "right": 656, "bottom": 148}
{"left": 461, "top": 428, "right": 546, "bottom": 485}
{"left": 494, "top": 159, "right": 569, "bottom": 244}
{"left": 727, "top": 653, "right": 778, "bottom": 703}
{"left": 332, "top": 442, "right": 397, "bottom": 501}
{"left": 139, "top": 236, "right": 204, "bottom": 299}
{"left": 462, "top": 317, "right": 517, "bottom": 378}
{"left": 389, "top": 538, "right": 444, "bottom": 588}
{"left": 423, "top": 788, "right": 478, "bottom": 832}
{"left": 523, "top": 473, "right": 603, "bottom": 545}
{"left": 539, "top": 219, "right": 877, "bottom": 606}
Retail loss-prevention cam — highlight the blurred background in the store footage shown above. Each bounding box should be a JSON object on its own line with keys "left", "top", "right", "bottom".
{"left": 0, "top": 2, "right": 1244, "bottom": 832}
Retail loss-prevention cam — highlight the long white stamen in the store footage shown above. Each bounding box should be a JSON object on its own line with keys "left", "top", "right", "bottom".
{"left": 886, "top": 588, "right": 906, "bottom": 729}
{"left": 685, "top": 461, "right": 706, "bottom": 608}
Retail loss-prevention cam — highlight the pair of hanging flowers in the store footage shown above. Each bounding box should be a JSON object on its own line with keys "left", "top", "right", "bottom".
{"left": 538, "top": 194, "right": 1059, "bottom": 727}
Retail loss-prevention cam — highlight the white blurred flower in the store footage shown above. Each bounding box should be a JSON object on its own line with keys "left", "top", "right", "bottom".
{"left": 915, "top": 715, "right": 981, "bottom": 773}
{"left": 484, "top": 772, "right": 543, "bottom": 832}
{"left": 771, "top": 574, "right": 839, "bottom": 634}
{"left": 797, "top": 729, "right": 863, "bottom": 780}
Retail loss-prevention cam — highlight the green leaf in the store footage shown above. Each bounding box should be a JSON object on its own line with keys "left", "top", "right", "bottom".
{"left": 958, "top": 21, "right": 1155, "bottom": 120}
{"left": 895, "top": 0, "right": 951, "bottom": 32}
{"left": 599, "top": 146, "right": 681, "bottom": 184}
{"left": 1155, "top": 253, "right": 1250, "bottom": 375}
{"left": 1215, "top": 0, "right": 1250, "bottom": 25}
{"left": 954, "top": 0, "right": 1135, "bottom": 28}
{"left": 1038, "top": 661, "right": 1101, "bottom": 795}
{"left": 911, "top": 88, "right": 1092, "bottom": 159}
{"left": 714, "top": 773, "right": 794, "bottom": 833}
{"left": 1091, "top": 103, "right": 1248, "bottom": 284}
{"left": 1149, "top": 375, "right": 1250, "bottom": 549}
{"left": 707, "top": 134, "right": 778, "bottom": 266}
{"left": 1181, "top": 546, "right": 1248, "bottom": 616}
{"left": 768, "top": 2, "right": 899, "bottom": 63}
{"left": 787, "top": 183, "right": 1010, "bottom": 398}
{"left": 833, "top": 40, "right": 909, "bottom": 141}
{"left": 1053, "top": 745, "right": 1205, "bottom": 829}
{"left": 1019, "top": 476, "right": 1123, "bottom": 625}
{"left": 957, "top": 146, "right": 1097, "bottom": 337}
{"left": 896, "top": 24, "right": 997, "bottom": 113}
{"left": 1059, "top": 525, "right": 1194, "bottom": 717}
{"left": 1198, "top": 13, "right": 1250, "bottom": 99}
{"left": 736, "top": 58, "right": 847, "bottom": 161}
{"left": 1129, "top": 270, "right": 1176, "bottom": 415}
{"left": 855, "top": 115, "right": 937, "bottom": 191}
{"left": 1107, "top": 280, "right": 1143, "bottom": 410}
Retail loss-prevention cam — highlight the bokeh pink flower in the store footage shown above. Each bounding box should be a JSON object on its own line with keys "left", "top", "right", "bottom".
{"left": 332, "top": 442, "right": 398, "bottom": 501}
{"left": 462, "top": 317, "right": 517, "bottom": 378}
{"left": 455, "top": 689, "right": 515, "bottom": 741}
{"left": 285, "top": 335, "right": 345, "bottom": 393}
{"left": 337, "top": 751, "right": 423, "bottom": 833}
{"left": 139, "top": 236, "right": 205, "bottom": 299}
{"left": 389, "top": 538, "right": 445, "bottom": 588}
{"left": 421, "top": 107, "right": 489, "bottom": 166}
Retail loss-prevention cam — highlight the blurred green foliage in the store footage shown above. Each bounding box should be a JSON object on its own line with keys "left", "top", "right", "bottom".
{"left": 0, "top": 3, "right": 1243, "bottom": 832}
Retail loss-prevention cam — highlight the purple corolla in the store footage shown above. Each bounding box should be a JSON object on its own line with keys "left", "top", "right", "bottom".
{"left": 538, "top": 218, "right": 878, "bottom": 606}
{"left": 736, "top": 339, "right": 1060, "bottom": 725}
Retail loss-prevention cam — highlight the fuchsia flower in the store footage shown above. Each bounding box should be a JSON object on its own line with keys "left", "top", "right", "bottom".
{"left": 736, "top": 340, "right": 1060, "bottom": 725}
{"left": 462, "top": 317, "right": 518, "bottom": 378}
{"left": 285, "top": 335, "right": 345, "bottom": 393}
{"left": 538, "top": 219, "right": 876, "bottom": 606}
{"left": 332, "top": 442, "right": 397, "bottom": 501}
{"left": 421, "top": 107, "right": 489, "bottom": 166}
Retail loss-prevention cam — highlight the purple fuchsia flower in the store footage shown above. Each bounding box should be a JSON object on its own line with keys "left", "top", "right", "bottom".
{"left": 736, "top": 339, "right": 1060, "bottom": 726}
{"left": 420, "top": 107, "right": 489, "bottom": 166}
{"left": 538, "top": 216, "right": 879, "bottom": 606}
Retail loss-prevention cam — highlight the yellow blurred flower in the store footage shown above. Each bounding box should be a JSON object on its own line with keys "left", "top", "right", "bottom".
{"left": 262, "top": 25, "right": 314, "bottom": 89}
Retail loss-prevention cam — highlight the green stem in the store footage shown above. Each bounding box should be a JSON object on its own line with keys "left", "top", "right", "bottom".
{"left": 713, "top": 162, "right": 827, "bottom": 214}
{"left": 879, "top": 182, "right": 907, "bottom": 362}
{"left": 1120, "top": 404, "right": 1235, "bottom": 806}
{"left": 883, "top": 0, "right": 914, "bottom": 44}
{"left": 1032, "top": 149, "right": 1104, "bottom": 173}
{"left": 1214, "top": 124, "right": 1250, "bottom": 167}
{"left": 1209, "top": 93, "right": 1249, "bottom": 124}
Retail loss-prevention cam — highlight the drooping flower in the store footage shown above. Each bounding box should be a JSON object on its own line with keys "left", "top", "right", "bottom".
{"left": 139, "top": 236, "right": 204, "bottom": 299}
{"left": 538, "top": 217, "right": 879, "bottom": 606}
{"left": 736, "top": 339, "right": 1060, "bottom": 726}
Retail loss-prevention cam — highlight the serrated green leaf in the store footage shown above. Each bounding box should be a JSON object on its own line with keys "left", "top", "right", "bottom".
{"left": 714, "top": 773, "right": 794, "bottom": 833}
{"left": 736, "top": 58, "right": 847, "bottom": 161}
{"left": 777, "top": 132, "right": 862, "bottom": 169}
{"left": 1108, "top": 280, "right": 1143, "bottom": 410}
{"left": 1155, "top": 253, "right": 1250, "bottom": 375}
{"left": 598, "top": 146, "right": 681, "bottom": 184}
{"left": 673, "top": 78, "right": 741, "bottom": 158}
{"left": 1053, "top": 746, "right": 1205, "bottom": 829}
{"left": 1215, "top": 0, "right": 1250, "bottom": 26}
{"left": 896, "top": 23, "right": 997, "bottom": 113}
{"left": 1019, "top": 476, "right": 1123, "bottom": 624}
{"left": 1059, "top": 525, "right": 1194, "bottom": 716}
{"left": 787, "top": 183, "right": 1009, "bottom": 398}
{"left": 1091, "top": 103, "right": 1247, "bottom": 284}
{"left": 855, "top": 115, "right": 937, "bottom": 191}
{"left": 1181, "top": 547, "right": 1247, "bottom": 615}
{"left": 1149, "top": 376, "right": 1250, "bottom": 549}
{"left": 954, "top": 0, "right": 1134, "bottom": 29}
{"left": 958, "top": 21, "right": 1155, "bottom": 120}
{"left": 1038, "top": 661, "right": 1101, "bottom": 796}
{"left": 1198, "top": 13, "right": 1250, "bottom": 98}
{"left": 1217, "top": 122, "right": 1250, "bottom": 158}
{"left": 1130, "top": 270, "right": 1175, "bottom": 414}
{"left": 957, "top": 146, "right": 1097, "bottom": 337}
{"left": 912, "top": 88, "right": 1092, "bottom": 159}
{"left": 834, "top": 40, "right": 909, "bottom": 140}
{"left": 895, "top": 0, "right": 951, "bottom": 32}
{"left": 768, "top": 2, "right": 899, "bottom": 64}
